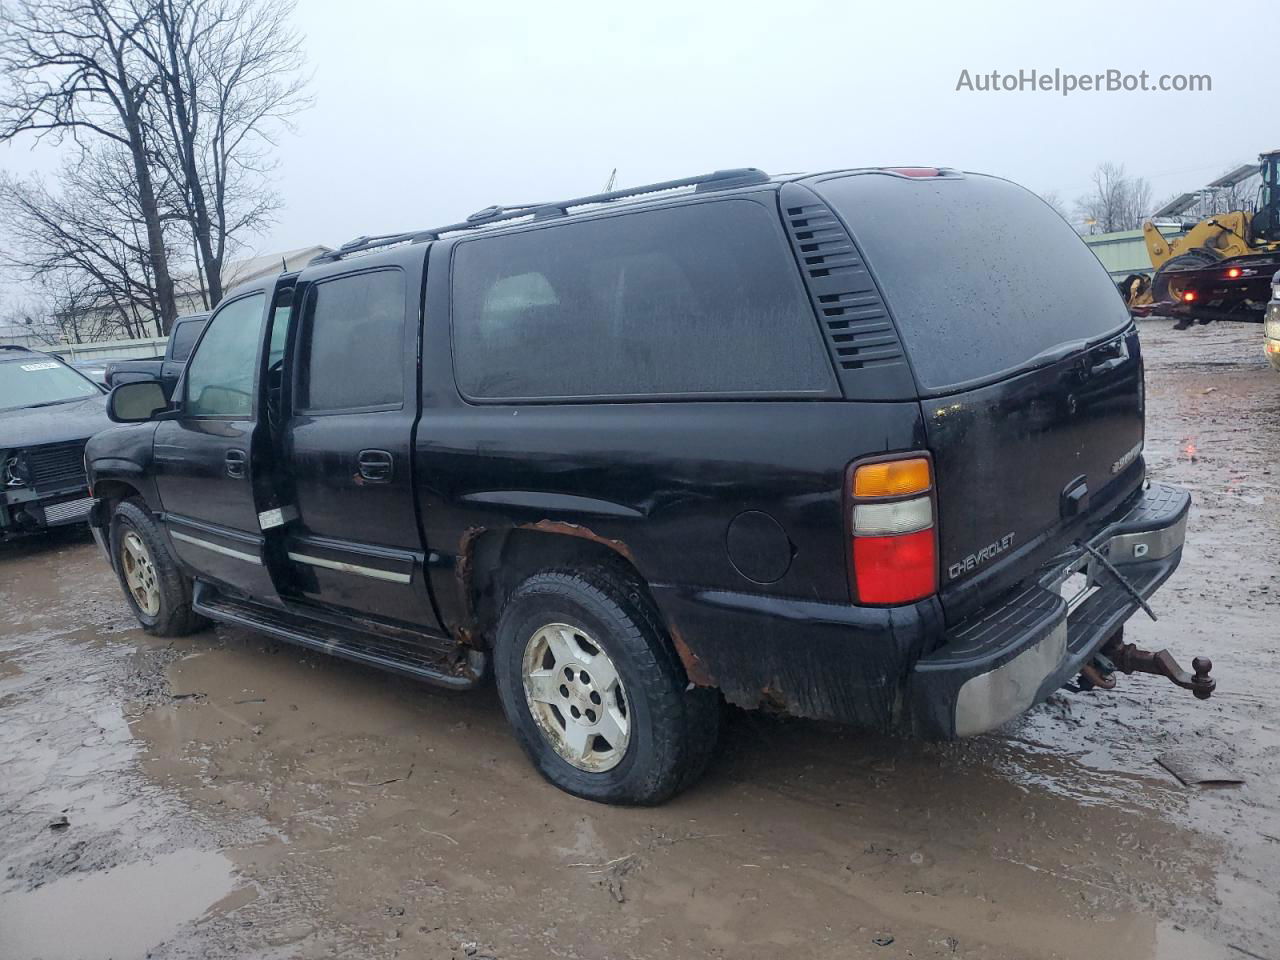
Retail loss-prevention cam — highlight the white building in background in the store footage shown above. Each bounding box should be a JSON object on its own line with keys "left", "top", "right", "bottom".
{"left": 173, "top": 245, "right": 333, "bottom": 317}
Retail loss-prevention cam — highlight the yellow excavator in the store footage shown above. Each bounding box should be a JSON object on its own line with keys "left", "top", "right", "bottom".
{"left": 1124, "top": 149, "right": 1280, "bottom": 326}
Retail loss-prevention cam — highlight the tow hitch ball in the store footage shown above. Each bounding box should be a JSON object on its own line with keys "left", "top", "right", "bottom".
{"left": 1078, "top": 633, "right": 1216, "bottom": 700}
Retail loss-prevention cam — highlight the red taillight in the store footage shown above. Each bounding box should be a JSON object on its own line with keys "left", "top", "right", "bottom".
{"left": 853, "top": 530, "right": 937, "bottom": 605}
{"left": 1226, "top": 267, "right": 1242, "bottom": 279}
{"left": 1182, "top": 291, "right": 1198, "bottom": 302}
{"left": 847, "top": 456, "right": 938, "bottom": 606}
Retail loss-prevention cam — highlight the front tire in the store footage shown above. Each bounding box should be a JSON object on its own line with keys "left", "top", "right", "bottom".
{"left": 109, "top": 499, "right": 207, "bottom": 636}
{"left": 493, "top": 566, "right": 720, "bottom": 805}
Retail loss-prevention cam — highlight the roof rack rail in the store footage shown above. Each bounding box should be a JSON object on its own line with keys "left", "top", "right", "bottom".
{"left": 311, "top": 167, "right": 769, "bottom": 265}
{"left": 0, "top": 343, "right": 36, "bottom": 352}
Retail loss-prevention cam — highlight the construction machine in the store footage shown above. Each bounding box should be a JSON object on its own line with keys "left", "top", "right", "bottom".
{"left": 1125, "top": 150, "right": 1280, "bottom": 326}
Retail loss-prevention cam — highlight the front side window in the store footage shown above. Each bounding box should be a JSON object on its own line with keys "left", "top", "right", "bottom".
{"left": 299, "top": 270, "right": 406, "bottom": 412}
{"left": 451, "top": 200, "right": 835, "bottom": 400}
{"left": 184, "top": 294, "right": 265, "bottom": 417}
{"left": 0, "top": 357, "right": 100, "bottom": 412}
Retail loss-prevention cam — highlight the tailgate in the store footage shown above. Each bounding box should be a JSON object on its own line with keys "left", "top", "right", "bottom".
{"left": 923, "top": 328, "right": 1144, "bottom": 619}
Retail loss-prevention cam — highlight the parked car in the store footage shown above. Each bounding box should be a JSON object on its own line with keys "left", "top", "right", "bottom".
{"left": 1265, "top": 269, "right": 1280, "bottom": 372}
{"left": 2, "top": 345, "right": 109, "bottom": 538}
{"left": 104, "top": 313, "right": 209, "bottom": 391}
{"left": 87, "top": 167, "right": 1202, "bottom": 805}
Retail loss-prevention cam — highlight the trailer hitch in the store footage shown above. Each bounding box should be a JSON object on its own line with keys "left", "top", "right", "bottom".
{"left": 1080, "top": 632, "right": 1216, "bottom": 699}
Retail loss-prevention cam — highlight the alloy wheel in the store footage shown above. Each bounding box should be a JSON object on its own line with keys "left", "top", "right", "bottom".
{"left": 120, "top": 531, "right": 161, "bottom": 617}
{"left": 521, "top": 622, "right": 631, "bottom": 772}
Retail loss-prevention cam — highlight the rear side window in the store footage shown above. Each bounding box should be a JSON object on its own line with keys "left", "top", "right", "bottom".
{"left": 451, "top": 200, "right": 835, "bottom": 400}
{"left": 299, "top": 269, "right": 406, "bottom": 412}
{"left": 169, "top": 318, "right": 205, "bottom": 362}
{"left": 815, "top": 174, "right": 1131, "bottom": 392}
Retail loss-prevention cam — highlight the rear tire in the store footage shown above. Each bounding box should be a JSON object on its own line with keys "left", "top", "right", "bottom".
{"left": 493, "top": 565, "right": 720, "bottom": 805}
{"left": 110, "top": 499, "right": 207, "bottom": 637}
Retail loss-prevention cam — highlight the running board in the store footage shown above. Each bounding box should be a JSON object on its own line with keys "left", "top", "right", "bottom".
{"left": 192, "top": 582, "right": 484, "bottom": 690}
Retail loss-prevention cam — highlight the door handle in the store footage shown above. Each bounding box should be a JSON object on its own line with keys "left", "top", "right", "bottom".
{"left": 357, "top": 449, "right": 393, "bottom": 484}
{"left": 224, "top": 449, "right": 247, "bottom": 479}
{"left": 1060, "top": 474, "right": 1088, "bottom": 518}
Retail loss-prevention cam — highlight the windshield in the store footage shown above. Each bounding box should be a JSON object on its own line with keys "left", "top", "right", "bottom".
{"left": 0, "top": 357, "right": 101, "bottom": 411}
{"left": 814, "top": 172, "right": 1131, "bottom": 392}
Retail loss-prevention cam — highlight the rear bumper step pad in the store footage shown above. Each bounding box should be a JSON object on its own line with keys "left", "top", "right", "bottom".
{"left": 908, "top": 482, "right": 1190, "bottom": 738}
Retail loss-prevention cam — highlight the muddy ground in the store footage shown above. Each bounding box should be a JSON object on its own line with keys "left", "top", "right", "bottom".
{"left": 1, "top": 320, "right": 1277, "bottom": 960}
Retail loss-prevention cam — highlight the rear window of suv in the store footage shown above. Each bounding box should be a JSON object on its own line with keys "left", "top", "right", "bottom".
{"left": 814, "top": 173, "right": 1131, "bottom": 392}
{"left": 450, "top": 200, "right": 836, "bottom": 400}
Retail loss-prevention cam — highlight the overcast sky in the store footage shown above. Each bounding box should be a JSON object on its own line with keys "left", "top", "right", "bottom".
{"left": 0, "top": 0, "right": 1270, "bottom": 269}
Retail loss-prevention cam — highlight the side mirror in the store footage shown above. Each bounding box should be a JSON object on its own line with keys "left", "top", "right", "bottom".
{"left": 107, "top": 380, "right": 172, "bottom": 423}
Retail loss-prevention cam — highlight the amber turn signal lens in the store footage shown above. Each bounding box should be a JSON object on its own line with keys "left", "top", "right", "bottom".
{"left": 853, "top": 457, "right": 931, "bottom": 498}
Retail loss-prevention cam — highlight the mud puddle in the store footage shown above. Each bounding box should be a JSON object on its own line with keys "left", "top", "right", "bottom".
{"left": 0, "top": 849, "right": 235, "bottom": 960}
{"left": 1, "top": 320, "right": 1277, "bottom": 960}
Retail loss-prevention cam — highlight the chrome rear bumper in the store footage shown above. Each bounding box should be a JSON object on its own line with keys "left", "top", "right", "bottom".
{"left": 910, "top": 482, "right": 1191, "bottom": 738}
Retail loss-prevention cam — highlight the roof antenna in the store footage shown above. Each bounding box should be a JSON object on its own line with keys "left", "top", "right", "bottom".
{"left": 602, "top": 168, "right": 617, "bottom": 193}
{"left": 281, "top": 256, "right": 287, "bottom": 272}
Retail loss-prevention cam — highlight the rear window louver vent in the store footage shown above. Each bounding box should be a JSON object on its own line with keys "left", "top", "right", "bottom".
{"left": 779, "top": 182, "right": 914, "bottom": 401}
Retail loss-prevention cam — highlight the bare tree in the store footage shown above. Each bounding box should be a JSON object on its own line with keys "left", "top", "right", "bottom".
{"left": 1127, "top": 175, "right": 1153, "bottom": 229}
{"left": 1075, "top": 162, "right": 1155, "bottom": 234}
{"left": 1037, "top": 189, "right": 1071, "bottom": 221}
{"left": 0, "top": 0, "right": 308, "bottom": 333}
{"left": 5, "top": 277, "right": 119, "bottom": 344}
{"left": 0, "top": 0, "right": 181, "bottom": 330}
{"left": 0, "top": 149, "right": 177, "bottom": 341}
{"left": 139, "top": 0, "right": 307, "bottom": 308}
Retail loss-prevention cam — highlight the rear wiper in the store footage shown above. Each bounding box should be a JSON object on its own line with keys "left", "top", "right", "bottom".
{"left": 1023, "top": 338, "right": 1090, "bottom": 368}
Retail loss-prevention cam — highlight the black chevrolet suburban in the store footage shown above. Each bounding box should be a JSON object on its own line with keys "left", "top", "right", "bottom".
{"left": 87, "top": 167, "right": 1207, "bottom": 804}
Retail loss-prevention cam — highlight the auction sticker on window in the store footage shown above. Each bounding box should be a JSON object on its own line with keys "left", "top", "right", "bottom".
{"left": 20, "top": 362, "right": 59, "bottom": 371}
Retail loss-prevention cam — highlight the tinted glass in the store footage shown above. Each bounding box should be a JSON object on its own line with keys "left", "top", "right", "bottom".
{"left": 168, "top": 318, "right": 205, "bottom": 362}
{"left": 268, "top": 305, "right": 291, "bottom": 367}
{"left": 300, "top": 270, "right": 405, "bottom": 411}
{"left": 185, "top": 294, "right": 265, "bottom": 416}
{"left": 0, "top": 357, "right": 99, "bottom": 411}
{"left": 452, "top": 200, "right": 834, "bottom": 399}
{"left": 815, "top": 174, "right": 1131, "bottom": 391}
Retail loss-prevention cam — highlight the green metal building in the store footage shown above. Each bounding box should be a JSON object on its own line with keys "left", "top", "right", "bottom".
{"left": 1082, "top": 228, "right": 1184, "bottom": 281}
